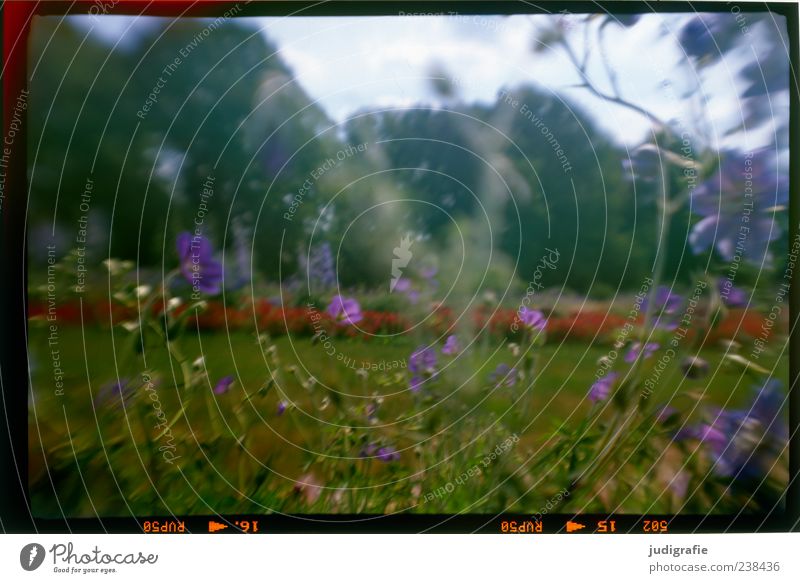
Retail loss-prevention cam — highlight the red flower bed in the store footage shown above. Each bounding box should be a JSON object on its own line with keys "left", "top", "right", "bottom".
{"left": 27, "top": 299, "right": 781, "bottom": 346}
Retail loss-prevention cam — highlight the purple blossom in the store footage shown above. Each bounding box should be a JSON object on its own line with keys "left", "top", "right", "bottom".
{"left": 409, "top": 346, "right": 437, "bottom": 375}
{"left": 95, "top": 377, "right": 135, "bottom": 406}
{"left": 688, "top": 151, "right": 787, "bottom": 263}
{"left": 277, "top": 401, "right": 288, "bottom": 416}
{"left": 642, "top": 286, "right": 683, "bottom": 331}
{"left": 360, "top": 443, "right": 400, "bottom": 462}
{"left": 519, "top": 307, "right": 546, "bottom": 331}
{"left": 678, "top": 379, "right": 787, "bottom": 480}
{"left": 176, "top": 232, "right": 224, "bottom": 295}
{"left": 717, "top": 278, "right": 748, "bottom": 308}
{"left": 393, "top": 278, "right": 412, "bottom": 293}
{"left": 213, "top": 375, "right": 235, "bottom": 395}
{"left": 624, "top": 342, "right": 659, "bottom": 363}
{"left": 420, "top": 265, "right": 438, "bottom": 280}
{"left": 489, "top": 363, "right": 518, "bottom": 387}
{"left": 409, "top": 345, "right": 437, "bottom": 392}
{"left": 643, "top": 286, "right": 683, "bottom": 315}
{"left": 442, "top": 335, "right": 459, "bottom": 355}
{"left": 326, "top": 295, "right": 363, "bottom": 325}
{"left": 588, "top": 372, "right": 619, "bottom": 403}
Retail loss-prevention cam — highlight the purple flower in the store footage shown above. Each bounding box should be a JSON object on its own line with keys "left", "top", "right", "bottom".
{"left": 688, "top": 151, "right": 787, "bottom": 263}
{"left": 420, "top": 265, "right": 438, "bottom": 280}
{"left": 642, "top": 286, "right": 683, "bottom": 331}
{"left": 643, "top": 286, "right": 683, "bottom": 315}
{"left": 442, "top": 335, "right": 459, "bottom": 355}
{"left": 376, "top": 446, "right": 401, "bottom": 462}
{"left": 326, "top": 295, "right": 363, "bottom": 325}
{"left": 213, "top": 375, "right": 235, "bottom": 395}
{"left": 624, "top": 342, "right": 659, "bottom": 363}
{"left": 95, "top": 377, "right": 134, "bottom": 406}
{"left": 277, "top": 401, "right": 288, "bottom": 416}
{"left": 679, "top": 379, "right": 787, "bottom": 480}
{"left": 588, "top": 372, "right": 619, "bottom": 403}
{"left": 489, "top": 363, "right": 518, "bottom": 387}
{"left": 360, "top": 443, "right": 400, "bottom": 462}
{"left": 519, "top": 307, "right": 546, "bottom": 331}
{"left": 409, "top": 346, "right": 437, "bottom": 375}
{"left": 717, "top": 278, "right": 748, "bottom": 308}
{"left": 409, "top": 345, "right": 437, "bottom": 392}
{"left": 176, "top": 232, "right": 224, "bottom": 295}
{"left": 393, "top": 278, "right": 412, "bottom": 293}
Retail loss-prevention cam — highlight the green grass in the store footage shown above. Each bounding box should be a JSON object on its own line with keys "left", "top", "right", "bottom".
{"left": 28, "top": 324, "right": 789, "bottom": 517}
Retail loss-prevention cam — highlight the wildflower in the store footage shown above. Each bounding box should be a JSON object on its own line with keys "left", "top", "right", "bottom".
{"left": 176, "top": 231, "right": 224, "bottom": 295}
{"left": 519, "top": 307, "right": 546, "bottom": 331}
{"left": 642, "top": 286, "right": 683, "bottom": 330}
{"left": 624, "top": 342, "right": 659, "bottom": 363}
{"left": 277, "top": 401, "right": 288, "bottom": 416}
{"left": 360, "top": 443, "right": 400, "bottom": 462}
{"left": 409, "top": 346, "right": 437, "bottom": 375}
{"left": 442, "top": 335, "right": 459, "bottom": 355}
{"left": 679, "top": 379, "right": 787, "bottom": 479}
{"left": 588, "top": 372, "right": 619, "bottom": 403}
{"left": 409, "top": 345, "right": 437, "bottom": 392}
{"left": 643, "top": 286, "right": 683, "bottom": 315}
{"left": 489, "top": 363, "right": 518, "bottom": 387}
{"left": 95, "top": 377, "right": 135, "bottom": 405}
{"left": 326, "top": 295, "right": 363, "bottom": 325}
{"left": 393, "top": 278, "right": 412, "bottom": 293}
{"left": 688, "top": 151, "right": 787, "bottom": 263}
{"left": 213, "top": 375, "right": 235, "bottom": 395}
{"left": 717, "top": 278, "right": 748, "bottom": 308}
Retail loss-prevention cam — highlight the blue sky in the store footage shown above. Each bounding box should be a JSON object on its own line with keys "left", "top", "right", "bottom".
{"left": 67, "top": 12, "right": 788, "bottom": 149}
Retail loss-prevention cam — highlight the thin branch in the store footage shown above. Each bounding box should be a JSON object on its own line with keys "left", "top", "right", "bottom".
{"left": 597, "top": 19, "right": 623, "bottom": 100}
{"left": 559, "top": 36, "right": 670, "bottom": 132}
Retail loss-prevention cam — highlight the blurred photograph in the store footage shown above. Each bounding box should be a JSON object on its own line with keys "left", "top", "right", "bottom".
{"left": 26, "top": 10, "right": 790, "bottom": 518}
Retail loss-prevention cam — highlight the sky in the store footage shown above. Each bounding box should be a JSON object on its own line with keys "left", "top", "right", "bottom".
{"left": 68, "top": 12, "right": 788, "bottom": 149}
